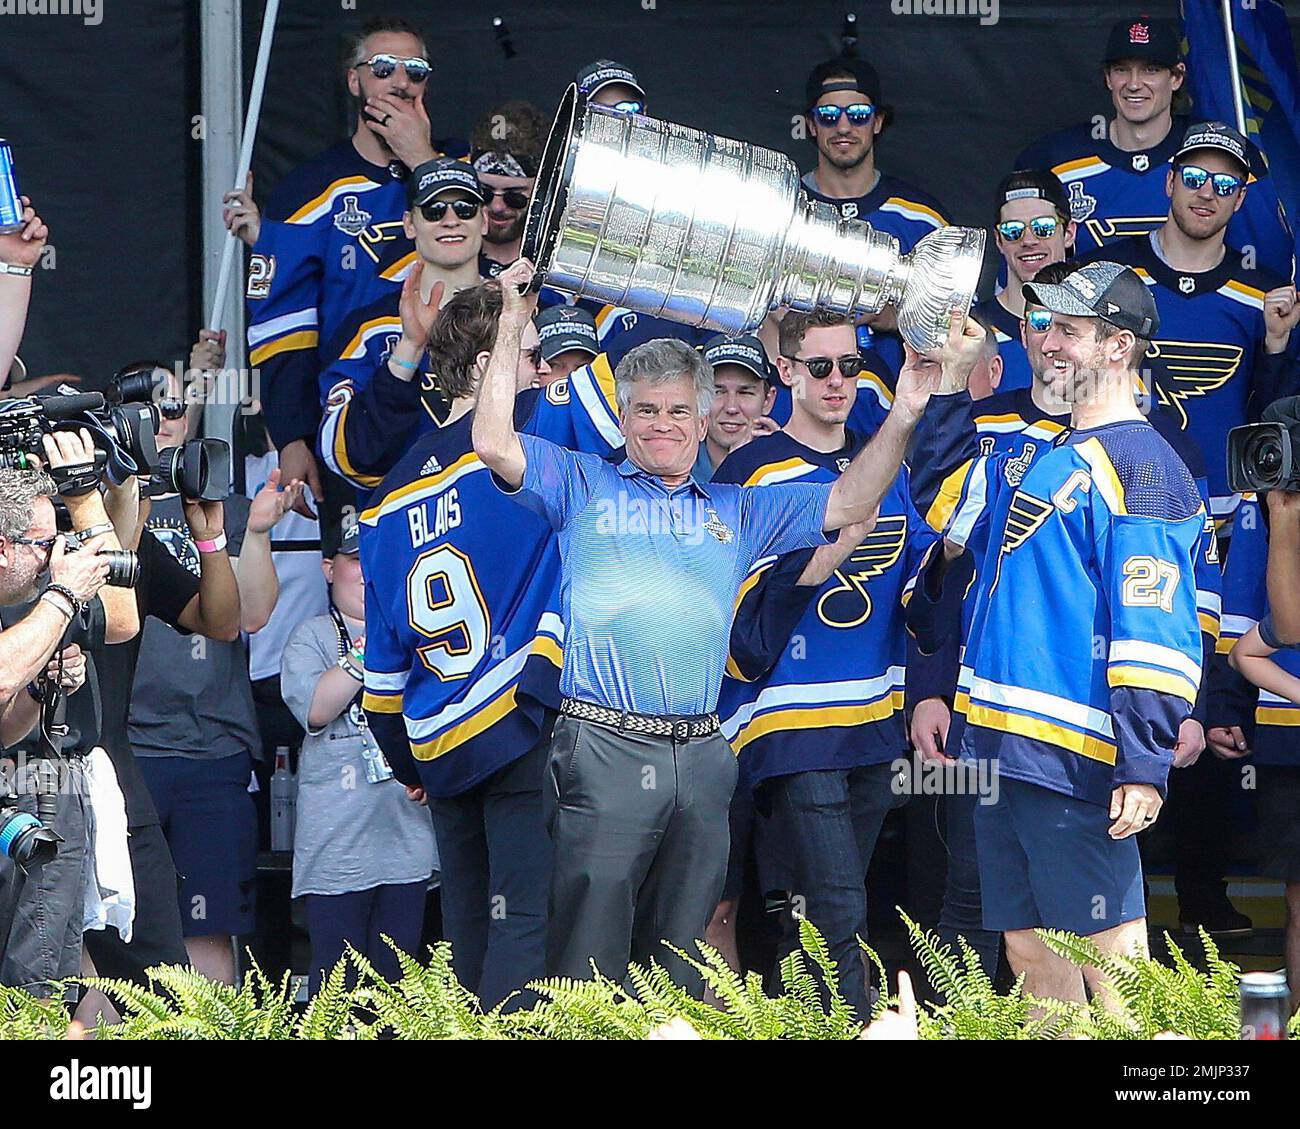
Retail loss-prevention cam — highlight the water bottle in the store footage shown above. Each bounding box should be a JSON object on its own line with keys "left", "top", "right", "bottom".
{"left": 270, "top": 746, "right": 296, "bottom": 852}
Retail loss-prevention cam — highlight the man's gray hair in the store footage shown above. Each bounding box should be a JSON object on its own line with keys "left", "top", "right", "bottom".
{"left": 614, "top": 338, "right": 715, "bottom": 417}
{"left": 0, "top": 469, "right": 56, "bottom": 544}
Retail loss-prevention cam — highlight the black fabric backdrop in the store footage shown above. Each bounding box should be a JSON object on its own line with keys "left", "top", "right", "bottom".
{"left": 2, "top": 0, "right": 1296, "bottom": 386}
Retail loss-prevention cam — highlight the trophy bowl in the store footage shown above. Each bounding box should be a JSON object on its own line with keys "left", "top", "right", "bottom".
{"left": 523, "top": 85, "right": 985, "bottom": 352}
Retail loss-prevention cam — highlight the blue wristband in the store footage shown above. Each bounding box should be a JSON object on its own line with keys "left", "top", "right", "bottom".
{"left": 389, "top": 356, "right": 419, "bottom": 371}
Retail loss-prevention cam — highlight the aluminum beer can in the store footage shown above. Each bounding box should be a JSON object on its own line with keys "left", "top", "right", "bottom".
{"left": 0, "top": 140, "right": 23, "bottom": 234}
{"left": 1239, "top": 971, "right": 1289, "bottom": 1040}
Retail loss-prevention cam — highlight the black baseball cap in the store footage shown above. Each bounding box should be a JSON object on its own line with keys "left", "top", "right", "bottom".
{"left": 536, "top": 306, "right": 598, "bottom": 362}
{"left": 324, "top": 513, "right": 360, "bottom": 559}
{"left": 805, "top": 57, "right": 882, "bottom": 111}
{"left": 576, "top": 59, "right": 645, "bottom": 101}
{"left": 995, "top": 170, "right": 1072, "bottom": 221}
{"left": 1174, "top": 120, "right": 1254, "bottom": 177}
{"left": 407, "top": 157, "right": 485, "bottom": 208}
{"left": 1103, "top": 16, "right": 1181, "bottom": 68}
{"left": 702, "top": 333, "right": 772, "bottom": 383}
{"left": 1023, "top": 261, "right": 1160, "bottom": 337}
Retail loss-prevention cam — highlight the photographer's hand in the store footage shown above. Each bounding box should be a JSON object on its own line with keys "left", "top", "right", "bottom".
{"left": 182, "top": 498, "right": 225, "bottom": 543}
{"left": 46, "top": 644, "right": 86, "bottom": 695}
{"left": 48, "top": 536, "right": 110, "bottom": 604}
{"left": 41, "top": 429, "right": 102, "bottom": 500}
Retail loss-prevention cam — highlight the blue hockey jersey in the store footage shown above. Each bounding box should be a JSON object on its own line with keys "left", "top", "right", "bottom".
{"left": 800, "top": 170, "right": 949, "bottom": 255}
{"left": 246, "top": 141, "right": 433, "bottom": 449}
{"left": 1014, "top": 117, "right": 1295, "bottom": 282}
{"left": 716, "top": 429, "right": 938, "bottom": 788}
{"left": 1214, "top": 495, "right": 1300, "bottom": 765}
{"left": 955, "top": 420, "right": 1205, "bottom": 805}
{"left": 1083, "top": 234, "right": 1300, "bottom": 522}
{"left": 910, "top": 391, "right": 1220, "bottom": 722}
{"left": 359, "top": 400, "right": 564, "bottom": 798}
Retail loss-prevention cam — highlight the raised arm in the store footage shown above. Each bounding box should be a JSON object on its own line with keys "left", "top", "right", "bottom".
{"left": 471, "top": 259, "right": 538, "bottom": 488}
{"left": 824, "top": 313, "right": 985, "bottom": 531}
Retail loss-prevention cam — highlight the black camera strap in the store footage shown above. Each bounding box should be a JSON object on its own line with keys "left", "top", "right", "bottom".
{"left": 48, "top": 456, "right": 103, "bottom": 498}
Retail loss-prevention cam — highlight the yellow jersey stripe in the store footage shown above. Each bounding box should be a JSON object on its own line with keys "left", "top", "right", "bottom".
{"left": 1107, "top": 665, "right": 1199, "bottom": 706}
{"left": 249, "top": 330, "right": 319, "bottom": 367}
{"left": 361, "top": 692, "right": 404, "bottom": 714}
{"left": 286, "top": 176, "right": 377, "bottom": 224}
{"left": 412, "top": 684, "right": 518, "bottom": 760}
{"left": 729, "top": 694, "right": 904, "bottom": 755}
{"left": 964, "top": 701, "right": 1117, "bottom": 765}
{"left": 342, "top": 316, "right": 402, "bottom": 360}
{"left": 361, "top": 452, "right": 481, "bottom": 522}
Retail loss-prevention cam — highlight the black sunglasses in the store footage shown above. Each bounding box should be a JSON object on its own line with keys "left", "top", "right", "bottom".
{"left": 360, "top": 54, "right": 431, "bottom": 83}
{"left": 784, "top": 354, "right": 867, "bottom": 379}
{"left": 419, "top": 199, "right": 481, "bottom": 222}
{"left": 482, "top": 187, "right": 531, "bottom": 209}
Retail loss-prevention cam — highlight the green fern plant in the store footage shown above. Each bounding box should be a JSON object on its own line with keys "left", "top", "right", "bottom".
{"left": 0, "top": 913, "right": 1279, "bottom": 1040}
{"left": 1036, "top": 927, "right": 1241, "bottom": 1040}
{"left": 348, "top": 939, "right": 510, "bottom": 1040}
{"left": 0, "top": 984, "right": 72, "bottom": 1039}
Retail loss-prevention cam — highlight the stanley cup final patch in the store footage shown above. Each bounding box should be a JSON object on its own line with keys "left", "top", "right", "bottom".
{"left": 703, "top": 507, "right": 734, "bottom": 543}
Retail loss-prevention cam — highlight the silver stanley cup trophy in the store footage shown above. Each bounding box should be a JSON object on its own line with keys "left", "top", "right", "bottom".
{"left": 522, "top": 86, "right": 985, "bottom": 350}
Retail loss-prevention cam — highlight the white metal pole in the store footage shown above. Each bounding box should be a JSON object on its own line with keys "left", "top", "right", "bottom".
{"left": 208, "top": 0, "right": 281, "bottom": 332}
{"left": 1220, "top": 0, "right": 1250, "bottom": 135}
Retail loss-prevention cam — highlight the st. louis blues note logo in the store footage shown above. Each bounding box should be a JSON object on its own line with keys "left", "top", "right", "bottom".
{"left": 989, "top": 491, "right": 1054, "bottom": 596}
{"left": 817, "top": 514, "right": 908, "bottom": 628}
{"left": 1140, "top": 339, "right": 1243, "bottom": 427}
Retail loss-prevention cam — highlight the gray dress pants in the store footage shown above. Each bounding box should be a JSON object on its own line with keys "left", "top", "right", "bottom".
{"left": 543, "top": 715, "right": 737, "bottom": 993}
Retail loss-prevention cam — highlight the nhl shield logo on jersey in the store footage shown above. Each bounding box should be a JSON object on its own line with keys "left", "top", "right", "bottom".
{"left": 840, "top": 202, "right": 859, "bottom": 219}
{"left": 1132, "top": 154, "right": 1150, "bottom": 172}
{"left": 1067, "top": 180, "right": 1097, "bottom": 221}
{"left": 1178, "top": 276, "right": 1195, "bottom": 294}
{"left": 333, "top": 195, "right": 373, "bottom": 236}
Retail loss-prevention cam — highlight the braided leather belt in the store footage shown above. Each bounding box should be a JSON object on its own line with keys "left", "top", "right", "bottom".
{"left": 560, "top": 697, "right": 720, "bottom": 740}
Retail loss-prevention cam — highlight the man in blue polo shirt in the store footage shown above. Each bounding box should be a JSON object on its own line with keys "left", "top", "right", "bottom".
{"left": 473, "top": 258, "right": 978, "bottom": 988}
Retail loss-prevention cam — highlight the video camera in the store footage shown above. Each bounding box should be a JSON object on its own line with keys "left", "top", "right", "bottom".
{"left": 1227, "top": 395, "right": 1300, "bottom": 495}
{"left": 0, "top": 366, "right": 231, "bottom": 501}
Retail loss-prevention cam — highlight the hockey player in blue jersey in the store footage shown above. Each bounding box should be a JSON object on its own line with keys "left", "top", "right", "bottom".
{"left": 246, "top": 17, "right": 445, "bottom": 515}
{"left": 914, "top": 262, "right": 1207, "bottom": 1004}
{"left": 1080, "top": 122, "right": 1300, "bottom": 529}
{"left": 316, "top": 157, "right": 490, "bottom": 484}
{"left": 1014, "top": 16, "right": 1294, "bottom": 282}
{"left": 799, "top": 56, "right": 949, "bottom": 377}
{"left": 714, "top": 309, "right": 975, "bottom": 1017}
{"left": 913, "top": 259, "right": 1226, "bottom": 951}
{"left": 359, "top": 272, "right": 620, "bottom": 1008}
{"left": 973, "top": 171, "right": 1078, "bottom": 395}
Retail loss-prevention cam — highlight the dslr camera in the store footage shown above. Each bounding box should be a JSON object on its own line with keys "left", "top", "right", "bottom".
{"left": 1227, "top": 395, "right": 1300, "bottom": 494}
